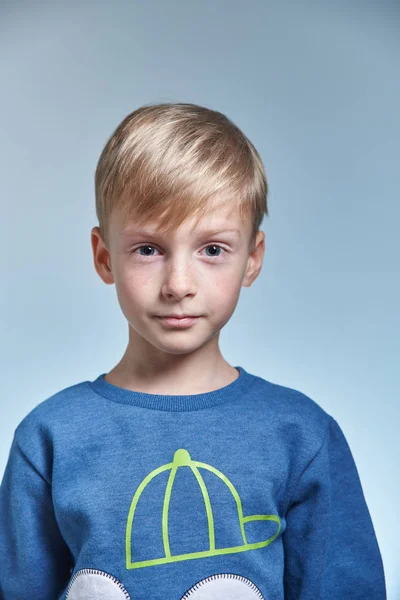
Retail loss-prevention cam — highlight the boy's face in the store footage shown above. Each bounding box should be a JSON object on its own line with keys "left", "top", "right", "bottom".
{"left": 91, "top": 201, "right": 265, "bottom": 358}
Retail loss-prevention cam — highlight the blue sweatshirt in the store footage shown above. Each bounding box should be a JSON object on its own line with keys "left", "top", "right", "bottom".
{"left": 0, "top": 366, "right": 386, "bottom": 599}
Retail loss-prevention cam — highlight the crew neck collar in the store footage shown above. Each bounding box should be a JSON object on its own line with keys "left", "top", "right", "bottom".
{"left": 88, "top": 365, "right": 253, "bottom": 412}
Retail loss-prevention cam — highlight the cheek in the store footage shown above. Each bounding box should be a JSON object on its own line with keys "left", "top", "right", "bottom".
{"left": 210, "top": 264, "right": 244, "bottom": 292}
{"left": 213, "top": 276, "right": 241, "bottom": 295}
{"left": 114, "top": 268, "right": 154, "bottom": 314}
{"left": 117, "top": 264, "right": 154, "bottom": 294}
{"left": 207, "top": 272, "right": 244, "bottom": 311}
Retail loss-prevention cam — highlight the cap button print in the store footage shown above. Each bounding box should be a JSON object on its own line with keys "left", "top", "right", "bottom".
{"left": 126, "top": 448, "right": 281, "bottom": 570}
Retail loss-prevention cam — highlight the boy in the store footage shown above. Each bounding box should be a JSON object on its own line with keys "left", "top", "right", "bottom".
{"left": 0, "top": 103, "right": 386, "bottom": 599}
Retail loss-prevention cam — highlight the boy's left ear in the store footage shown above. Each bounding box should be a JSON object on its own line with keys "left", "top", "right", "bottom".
{"left": 242, "top": 230, "right": 265, "bottom": 288}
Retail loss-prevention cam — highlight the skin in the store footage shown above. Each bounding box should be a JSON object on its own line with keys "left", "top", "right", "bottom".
{"left": 91, "top": 200, "right": 265, "bottom": 395}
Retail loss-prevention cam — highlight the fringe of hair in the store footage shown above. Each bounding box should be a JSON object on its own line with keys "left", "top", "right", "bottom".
{"left": 95, "top": 103, "right": 268, "bottom": 251}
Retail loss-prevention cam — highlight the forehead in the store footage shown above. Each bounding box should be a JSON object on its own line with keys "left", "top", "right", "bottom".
{"left": 112, "top": 202, "right": 249, "bottom": 239}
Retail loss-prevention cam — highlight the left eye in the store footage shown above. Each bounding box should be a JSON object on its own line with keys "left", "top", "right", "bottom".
{"left": 133, "top": 244, "right": 226, "bottom": 258}
{"left": 203, "top": 244, "right": 225, "bottom": 257}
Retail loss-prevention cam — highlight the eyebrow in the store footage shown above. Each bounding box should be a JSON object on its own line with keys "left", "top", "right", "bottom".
{"left": 120, "top": 228, "right": 241, "bottom": 238}
{"left": 197, "top": 228, "right": 241, "bottom": 237}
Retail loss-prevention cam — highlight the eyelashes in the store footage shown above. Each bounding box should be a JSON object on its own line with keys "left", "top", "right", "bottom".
{"left": 131, "top": 244, "right": 228, "bottom": 260}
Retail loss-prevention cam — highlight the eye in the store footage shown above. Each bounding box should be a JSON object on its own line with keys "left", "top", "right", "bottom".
{"left": 132, "top": 244, "right": 227, "bottom": 259}
{"left": 202, "top": 244, "right": 226, "bottom": 258}
{"left": 133, "top": 245, "right": 160, "bottom": 257}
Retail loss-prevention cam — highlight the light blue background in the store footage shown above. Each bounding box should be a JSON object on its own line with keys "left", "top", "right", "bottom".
{"left": 1, "top": 1, "right": 399, "bottom": 596}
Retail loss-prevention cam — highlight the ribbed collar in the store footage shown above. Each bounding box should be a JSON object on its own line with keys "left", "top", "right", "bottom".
{"left": 88, "top": 365, "right": 253, "bottom": 412}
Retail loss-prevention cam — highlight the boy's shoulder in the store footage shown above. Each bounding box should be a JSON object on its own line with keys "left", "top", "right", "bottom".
{"left": 247, "top": 371, "right": 334, "bottom": 442}
{"left": 254, "top": 372, "right": 331, "bottom": 416}
{"left": 13, "top": 378, "right": 94, "bottom": 454}
{"left": 10, "top": 378, "right": 107, "bottom": 481}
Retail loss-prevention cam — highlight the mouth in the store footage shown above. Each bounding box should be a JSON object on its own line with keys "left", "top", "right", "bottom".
{"left": 156, "top": 316, "right": 201, "bottom": 328}
{"left": 157, "top": 315, "right": 200, "bottom": 319}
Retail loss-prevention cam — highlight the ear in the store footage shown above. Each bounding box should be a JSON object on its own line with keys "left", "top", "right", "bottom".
{"left": 91, "top": 226, "right": 115, "bottom": 285}
{"left": 242, "top": 230, "right": 265, "bottom": 288}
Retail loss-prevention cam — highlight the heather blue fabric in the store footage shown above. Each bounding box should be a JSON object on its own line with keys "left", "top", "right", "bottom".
{"left": 0, "top": 366, "right": 386, "bottom": 599}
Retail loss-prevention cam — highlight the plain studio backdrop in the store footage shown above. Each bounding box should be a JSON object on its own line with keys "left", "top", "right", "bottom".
{"left": 0, "top": 1, "right": 399, "bottom": 596}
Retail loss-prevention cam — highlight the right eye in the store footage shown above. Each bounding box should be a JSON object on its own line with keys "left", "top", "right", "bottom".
{"left": 132, "top": 245, "right": 160, "bottom": 257}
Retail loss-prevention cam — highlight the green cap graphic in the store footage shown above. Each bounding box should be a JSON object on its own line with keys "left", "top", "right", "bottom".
{"left": 126, "top": 448, "right": 281, "bottom": 570}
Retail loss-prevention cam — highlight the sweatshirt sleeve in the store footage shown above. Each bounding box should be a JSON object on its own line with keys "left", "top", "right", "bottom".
{"left": 282, "top": 417, "right": 386, "bottom": 599}
{"left": 0, "top": 432, "right": 73, "bottom": 599}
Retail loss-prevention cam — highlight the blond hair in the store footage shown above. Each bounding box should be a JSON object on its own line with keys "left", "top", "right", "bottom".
{"left": 95, "top": 102, "right": 268, "bottom": 251}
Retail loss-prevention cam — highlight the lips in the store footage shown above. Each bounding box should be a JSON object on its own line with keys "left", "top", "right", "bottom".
{"left": 158, "top": 315, "right": 199, "bottom": 319}
{"left": 157, "top": 316, "right": 200, "bottom": 328}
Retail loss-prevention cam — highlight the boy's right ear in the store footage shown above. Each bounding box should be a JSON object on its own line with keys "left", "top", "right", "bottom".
{"left": 91, "top": 226, "right": 115, "bottom": 285}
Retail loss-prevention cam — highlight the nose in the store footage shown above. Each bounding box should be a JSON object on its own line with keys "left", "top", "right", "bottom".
{"left": 161, "top": 256, "right": 197, "bottom": 300}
